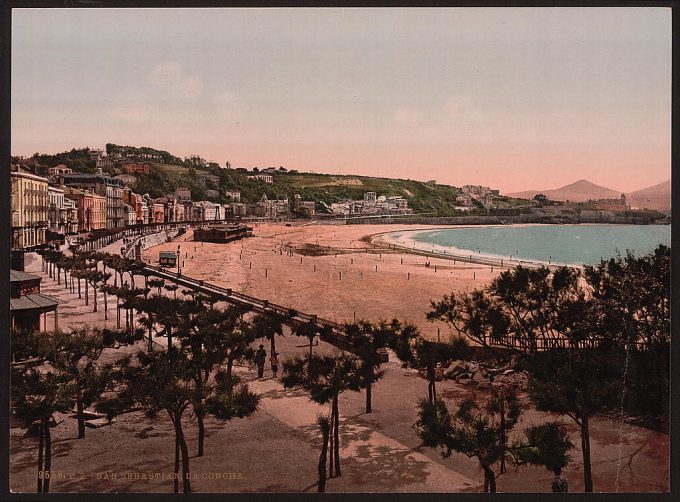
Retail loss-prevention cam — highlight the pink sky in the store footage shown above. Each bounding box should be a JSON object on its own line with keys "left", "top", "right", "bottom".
{"left": 12, "top": 8, "right": 671, "bottom": 193}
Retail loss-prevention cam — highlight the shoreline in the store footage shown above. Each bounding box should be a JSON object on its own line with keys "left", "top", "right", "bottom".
{"left": 371, "top": 222, "right": 670, "bottom": 270}
{"left": 371, "top": 226, "right": 578, "bottom": 269}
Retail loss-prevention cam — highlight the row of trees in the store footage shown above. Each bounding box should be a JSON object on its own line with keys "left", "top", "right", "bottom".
{"left": 422, "top": 245, "right": 670, "bottom": 492}
{"left": 15, "top": 244, "right": 669, "bottom": 493}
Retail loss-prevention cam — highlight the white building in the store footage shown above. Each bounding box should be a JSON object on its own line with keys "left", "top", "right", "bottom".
{"left": 364, "top": 192, "right": 377, "bottom": 205}
{"left": 224, "top": 189, "right": 241, "bottom": 201}
{"left": 47, "top": 185, "right": 66, "bottom": 234}
{"left": 195, "top": 201, "right": 224, "bottom": 221}
{"left": 248, "top": 174, "right": 273, "bottom": 184}
{"left": 123, "top": 203, "right": 137, "bottom": 226}
{"left": 175, "top": 187, "right": 192, "bottom": 201}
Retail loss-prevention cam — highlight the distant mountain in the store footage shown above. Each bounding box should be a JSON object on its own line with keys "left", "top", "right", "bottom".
{"left": 626, "top": 180, "right": 670, "bottom": 212}
{"left": 508, "top": 179, "right": 621, "bottom": 203}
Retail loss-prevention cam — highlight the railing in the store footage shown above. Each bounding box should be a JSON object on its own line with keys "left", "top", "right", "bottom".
{"left": 141, "top": 264, "right": 355, "bottom": 353}
{"left": 485, "top": 333, "right": 648, "bottom": 352}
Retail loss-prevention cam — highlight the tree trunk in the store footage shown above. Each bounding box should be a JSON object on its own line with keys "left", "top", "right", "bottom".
{"left": 195, "top": 377, "right": 206, "bottom": 457}
{"left": 365, "top": 379, "right": 372, "bottom": 414}
{"left": 77, "top": 393, "right": 86, "bottom": 439}
{"left": 167, "top": 327, "right": 173, "bottom": 351}
{"left": 196, "top": 407, "right": 205, "bottom": 457}
{"left": 482, "top": 465, "right": 496, "bottom": 493}
{"left": 226, "top": 356, "right": 234, "bottom": 389}
{"left": 92, "top": 284, "right": 98, "bottom": 312}
{"left": 77, "top": 278, "right": 81, "bottom": 299}
{"left": 171, "top": 414, "right": 179, "bottom": 493}
{"left": 84, "top": 279, "right": 89, "bottom": 306}
{"left": 37, "top": 420, "right": 44, "bottom": 492}
{"left": 148, "top": 319, "right": 154, "bottom": 352}
{"left": 332, "top": 394, "right": 341, "bottom": 477}
{"left": 499, "top": 397, "right": 506, "bottom": 474}
{"left": 427, "top": 360, "right": 436, "bottom": 405}
{"left": 328, "top": 410, "right": 334, "bottom": 478}
{"left": 309, "top": 337, "right": 314, "bottom": 360}
{"left": 581, "top": 415, "right": 593, "bottom": 492}
{"left": 43, "top": 419, "right": 52, "bottom": 492}
{"left": 318, "top": 422, "right": 329, "bottom": 492}
{"left": 270, "top": 336, "right": 276, "bottom": 360}
{"left": 176, "top": 418, "right": 191, "bottom": 493}
{"left": 103, "top": 291, "right": 108, "bottom": 320}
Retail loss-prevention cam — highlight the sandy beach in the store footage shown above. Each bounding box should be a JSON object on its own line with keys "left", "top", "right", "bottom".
{"left": 141, "top": 222, "right": 503, "bottom": 341}
{"left": 10, "top": 230, "right": 668, "bottom": 493}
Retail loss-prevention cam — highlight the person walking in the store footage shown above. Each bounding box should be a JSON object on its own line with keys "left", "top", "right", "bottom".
{"left": 255, "top": 344, "right": 267, "bottom": 378}
{"left": 551, "top": 468, "right": 568, "bottom": 493}
{"left": 270, "top": 352, "right": 279, "bottom": 378}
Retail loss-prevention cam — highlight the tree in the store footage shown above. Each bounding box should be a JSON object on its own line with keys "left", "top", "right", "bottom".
{"left": 148, "top": 278, "right": 165, "bottom": 296}
{"left": 584, "top": 246, "right": 670, "bottom": 417}
{"left": 533, "top": 194, "right": 549, "bottom": 205}
{"left": 428, "top": 265, "right": 622, "bottom": 492}
{"left": 107, "top": 350, "right": 195, "bottom": 493}
{"left": 40, "top": 327, "right": 144, "bottom": 439}
{"left": 249, "top": 313, "right": 284, "bottom": 360}
{"left": 525, "top": 346, "right": 621, "bottom": 492}
{"left": 292, "top": 320, "right": 331, "bottom": 360}
{"left": 176, "top": 301, "right": 254, "bottom": 456}
{"left": 132, "top": 295, "right": 184, "bottom": 351}
{"left": 316, "top": 413, "right": 331, "bottom": 492}
{"left": 11, "top": 368, "right": 76, "bottom": 492}
{"left": 282, "top": 354, "right": 361, "bottom": 478}
{"left": 415, "top": 388, "right": 522, "bottom": 493}
{"left": 343, "top": 320, "right": 394, "bottom": 413}
{"left": 511, "top": 421, "right": 574, "bottom": 477}
{"left": 390, "top": 320, "right": 470, "bottom": 405}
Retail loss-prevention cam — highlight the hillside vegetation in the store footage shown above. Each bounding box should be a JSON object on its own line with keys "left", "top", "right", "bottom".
{"left": 16, "top": 143, "right": 508, "bottom": 216}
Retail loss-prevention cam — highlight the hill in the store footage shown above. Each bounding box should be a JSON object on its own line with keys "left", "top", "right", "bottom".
{"left": 626, "top": 180, "right": 671, "bottom": 212}
{"left": 19, "top": 143, "right": 533, "bottom": 216}
{"left": 508, "top": 179, "right": 621, "bottom": 202}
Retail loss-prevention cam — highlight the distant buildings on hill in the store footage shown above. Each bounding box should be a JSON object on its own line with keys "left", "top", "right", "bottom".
{"left": 248, "top": 173, "right": 274, "bottom": 183}
{"left": 330, "top": 191, "right": 411, "bottom": 216}
{"left": 461, "top": 185, "right": 500, "bottom": 209}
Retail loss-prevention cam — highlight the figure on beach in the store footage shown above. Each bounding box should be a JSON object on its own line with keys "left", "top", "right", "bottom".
{"left": 270, "top": 352, "right": 279, "bottom": 378}
{"left": 255, "top": 344, "right": 267, "bottom": 378}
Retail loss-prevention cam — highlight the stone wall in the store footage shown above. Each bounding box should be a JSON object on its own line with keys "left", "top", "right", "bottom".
{"left": 129, "top": 229, "right": 181, "bottom": 259}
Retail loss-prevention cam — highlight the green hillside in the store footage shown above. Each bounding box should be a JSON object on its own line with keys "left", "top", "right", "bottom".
{"left": 19, "top": 143, "right": 523, "bottom": 216}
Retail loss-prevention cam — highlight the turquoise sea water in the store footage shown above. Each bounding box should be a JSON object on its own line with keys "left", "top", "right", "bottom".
{"left": 409, "top": 225, "right": 671, "bottom": 266}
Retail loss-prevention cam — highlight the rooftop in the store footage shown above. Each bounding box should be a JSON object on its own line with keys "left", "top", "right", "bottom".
{"left": 10, "top": 292, "right": 59, "bottom": 312}
{"left": 10, "top": 270, "right": 41, "bottom": 283}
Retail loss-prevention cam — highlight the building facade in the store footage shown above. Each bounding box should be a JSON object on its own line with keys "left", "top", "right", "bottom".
{"left": 62, "top": 170, "right": 124, "bottom": 229}
{"left": 47, "top": 165, "right": 72, "bottom": 177}
{"left": 122, "top": 162, "right": 150, "bottom": 175}
{"left": 151, "top": 203, "right": 165, "bottom": 224}
{"left": 63, "top": 186, "right": 107, "bottom": 232}
{"left": 175, "top": 187, "right": 192, "bottom": 201}
{"left": 11, "top": 166, "right": 49, "bottom": 249}
{"left": 224, "top": 189, "right": 241, "bottom": 201}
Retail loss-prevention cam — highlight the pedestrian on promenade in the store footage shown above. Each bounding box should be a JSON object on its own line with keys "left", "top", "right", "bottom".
{"left": 270, "top": 352, "right": 279, "bottom": 378}
{"left": 551, "top": 468, "right": 568, "bottom": 492}
{"left": 255, "top": 344, "right": 267, "bottom": 378}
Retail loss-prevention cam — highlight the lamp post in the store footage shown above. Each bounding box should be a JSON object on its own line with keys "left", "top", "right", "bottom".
{"left": 176, "top": 245, "right": 181, "bottom": 274}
